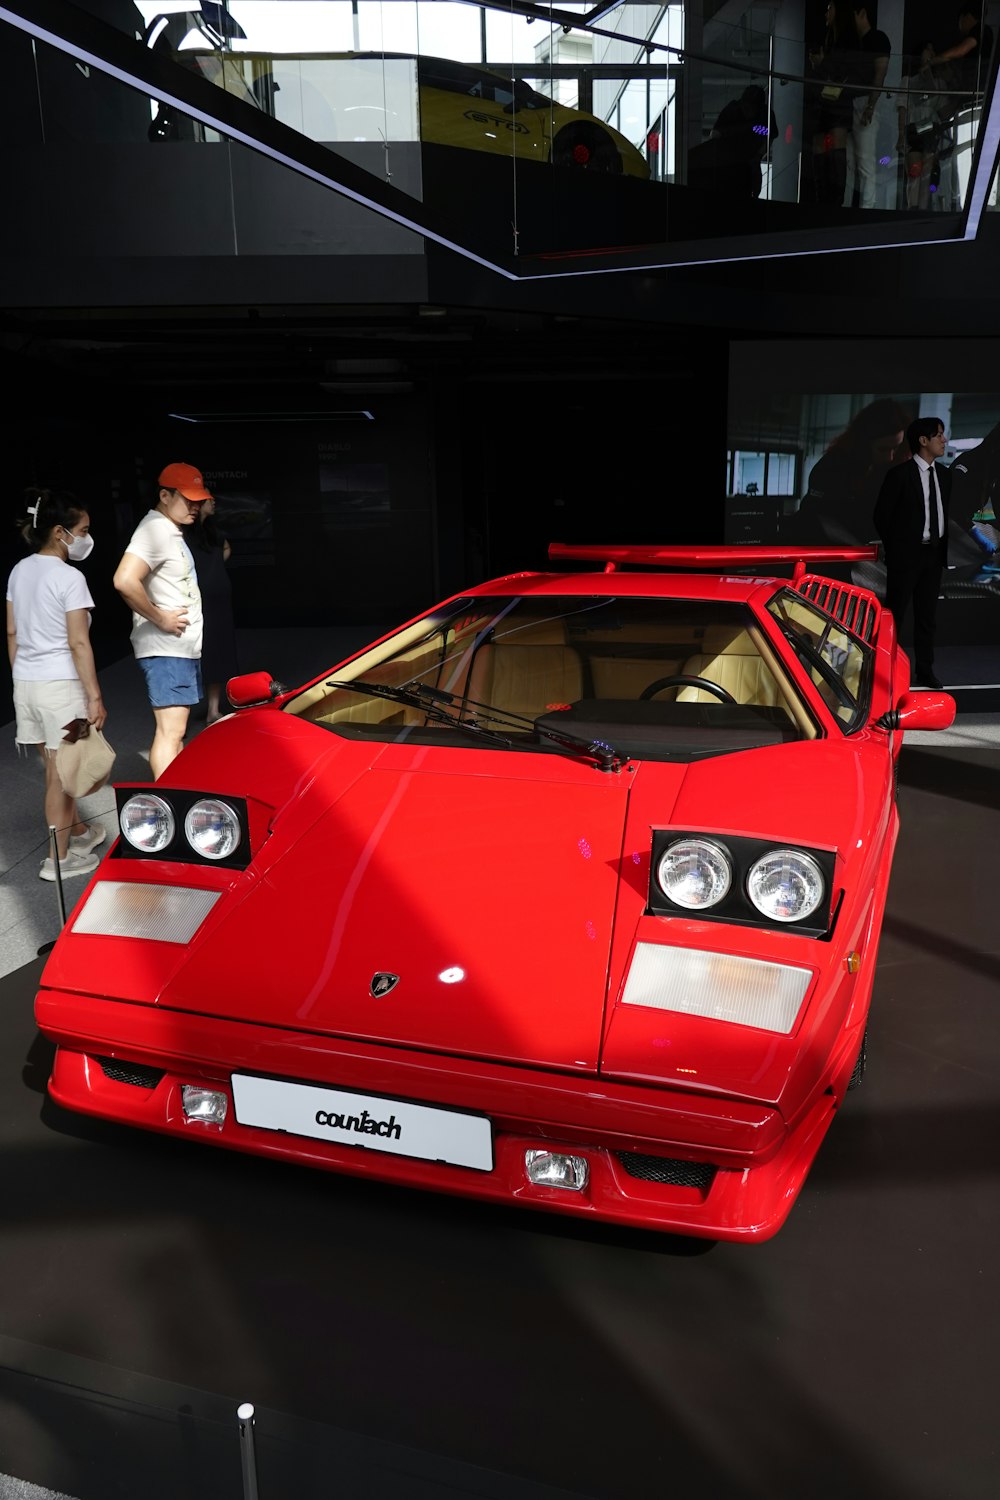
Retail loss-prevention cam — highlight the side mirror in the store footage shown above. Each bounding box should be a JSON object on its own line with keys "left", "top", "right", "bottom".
{"left": 226, "top": 671, "right": 287, "bottom": 709}
{"left": 873, "top": 691, "right": 956, "bottom": 732}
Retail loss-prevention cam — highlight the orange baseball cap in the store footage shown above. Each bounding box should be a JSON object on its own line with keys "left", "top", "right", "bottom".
{"left": 158, "top": 462, "right": 213, "bottom": 501}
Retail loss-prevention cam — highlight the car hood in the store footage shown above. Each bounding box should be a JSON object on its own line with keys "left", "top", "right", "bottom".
{"left": 53, "top": 716, "right": 886, "bottom": 1092}
{"left": 159, "top": 727, "right": 637, "bottom": 1072}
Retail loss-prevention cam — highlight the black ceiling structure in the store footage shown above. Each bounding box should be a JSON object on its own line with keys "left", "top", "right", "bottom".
{"left": 3, "top": 2, "right": 1000, "bottom": 449}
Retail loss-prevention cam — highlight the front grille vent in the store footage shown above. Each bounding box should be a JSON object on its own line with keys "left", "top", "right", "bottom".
{"left": 615, "top": 1152, "right": 715, "bottom": 1189}
{"left": 97, "top": 1056, "right": 165, "bottom": 1089}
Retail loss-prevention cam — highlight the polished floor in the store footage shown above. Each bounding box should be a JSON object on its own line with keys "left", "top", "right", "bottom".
{"left": 0, "top": 635, "right": 997, "bottom": 1500}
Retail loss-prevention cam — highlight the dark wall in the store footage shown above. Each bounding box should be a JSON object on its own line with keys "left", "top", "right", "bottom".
{"left": 3, "top": 4, "right": 148, "bottom": 146}
{"left": 3, "top": 338, "right": 730, "bottom": 660}
{"left": 461, "top": 368, "right": 727, "bottom": 581}
{"left": 3, "top": 370, "right": 441, "bottom": 657}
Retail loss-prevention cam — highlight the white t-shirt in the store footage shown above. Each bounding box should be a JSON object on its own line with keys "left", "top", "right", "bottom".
{"left": 123, "top": 509, "right": 203, "bottom": 659}
{"left": 6, "top": 554, "right": 95, "bottom": 682}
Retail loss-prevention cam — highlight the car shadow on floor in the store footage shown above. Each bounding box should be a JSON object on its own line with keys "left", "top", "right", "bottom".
{"left": 898, "top": 745, "right": 1000, "bottom": 811}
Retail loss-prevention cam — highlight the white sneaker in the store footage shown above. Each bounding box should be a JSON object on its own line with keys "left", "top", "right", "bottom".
{"left": 39, "top": 849, "right": 100, "bottom": 882}
{"left": 70, "top": 821, "right": 107, "bottom": 856}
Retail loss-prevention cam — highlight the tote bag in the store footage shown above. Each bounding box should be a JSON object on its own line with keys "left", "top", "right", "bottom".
{"left": 55, "top": 722, "right": 116, "bottom": 800}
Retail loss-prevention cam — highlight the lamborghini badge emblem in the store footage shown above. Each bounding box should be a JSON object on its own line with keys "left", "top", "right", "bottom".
{"left": 370, "top": 972, "right": 400, "bottom": 997}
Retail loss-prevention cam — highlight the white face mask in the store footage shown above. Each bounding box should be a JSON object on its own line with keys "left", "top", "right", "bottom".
{"left": 65, "top": 531, "right": 94, "bottom": 562}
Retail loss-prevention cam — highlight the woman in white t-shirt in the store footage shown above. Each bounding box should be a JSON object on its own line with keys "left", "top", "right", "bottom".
{"left": 6, "top": 488, "right": 108, "bottom": 882}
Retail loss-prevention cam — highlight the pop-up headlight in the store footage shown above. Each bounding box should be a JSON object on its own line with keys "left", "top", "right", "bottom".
{"left": 120, "top": 794, "right": 175, "bottom": 853}
{"left": 113, "top": 787, "right": 252, "bottom": 870}
{"left": 657, "top": 838, "right": 732, "bottom": 910}
{"left": 746, "top": 848, "right": 825, "bottom": 923}
{"left": 184, "top": 799, "right": 242, "bottom": 861}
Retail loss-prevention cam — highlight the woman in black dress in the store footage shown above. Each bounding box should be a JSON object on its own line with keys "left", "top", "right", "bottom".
{"left": 188, "top": 496, "right": 238, "bottom": 723}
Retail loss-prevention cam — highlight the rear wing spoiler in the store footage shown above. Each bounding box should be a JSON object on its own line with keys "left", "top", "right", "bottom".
{"left": 547, "top": 542, "right": 883, "bottom": 643}
{"left": 547, "top": 543, "right": 881, "bottom": 577}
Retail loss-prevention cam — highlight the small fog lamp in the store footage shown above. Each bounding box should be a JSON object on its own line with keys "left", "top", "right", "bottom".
{"left": 525, "top": 1149, "right": 589, "bottom": 1191}
{"left": 181, "top": 1084, "right": 228, "bottom": 1128}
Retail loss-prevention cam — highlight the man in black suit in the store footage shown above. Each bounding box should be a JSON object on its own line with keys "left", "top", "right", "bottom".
{"left": 873, "top": 415, "right": 949, "bottom": 689}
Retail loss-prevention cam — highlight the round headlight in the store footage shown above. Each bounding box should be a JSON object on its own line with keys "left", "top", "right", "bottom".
{"left": 657, "top": 838, "right": 732, "bottom": 910}
{"left": 747, "top": 849, "right": 825, "bottom": 923}
{"left": 184, "top": 798, "right": 242, "bottom": 860}
{"left": 120, "top": 793, "right": 175, "bottom": 853}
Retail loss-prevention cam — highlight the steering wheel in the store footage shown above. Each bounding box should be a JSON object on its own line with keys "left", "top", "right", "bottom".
{"left": 639, "top": 674, "right": 737, "bottom": 705}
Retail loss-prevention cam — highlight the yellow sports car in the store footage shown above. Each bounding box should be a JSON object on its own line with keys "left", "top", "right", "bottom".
{"left": 160, "top": 32, "right": 649, "bottom": 178}
{"left": 414, "top": 54, "right": 649, "bottom": 178}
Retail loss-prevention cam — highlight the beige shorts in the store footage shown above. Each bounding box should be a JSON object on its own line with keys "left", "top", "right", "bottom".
{"left": 13, "top": 679, "right": 88, "bottom": 752}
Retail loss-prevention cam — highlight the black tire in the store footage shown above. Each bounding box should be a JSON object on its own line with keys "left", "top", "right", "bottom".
{"left": 552, "top": 122, "right": 623, "bottom": 174}
{"left": 847, "top": 1028, "right": 867, "bottom": 1090}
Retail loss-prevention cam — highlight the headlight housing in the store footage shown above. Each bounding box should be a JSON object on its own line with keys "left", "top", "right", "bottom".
{"left": 120, "top": 794, "right": 175, "bottom": 853}
{"left": 656, "top": 838, "right": 732, "bottom": 910}
{"left": 113, "top": 786, "right": 253, "bottom": 870}
{"left": 648, "top": 830, "right": 835, "bottom": 937}
{"left": 184, "top": 798, "right": 242, "bottom": 860}
{"left": 746, "top": 848, "right": 825, "bottom": 924}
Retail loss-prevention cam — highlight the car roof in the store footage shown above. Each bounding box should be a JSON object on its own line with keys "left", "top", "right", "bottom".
{"left": 467, "top": 571, "right": 782, "bottom": 605}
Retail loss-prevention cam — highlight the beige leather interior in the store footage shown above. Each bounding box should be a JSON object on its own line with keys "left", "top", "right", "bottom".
{"left": 290, "top": 615, "right": 813, "bottom": 734}
{"left": 465, "top": 618, "right": 584, "bottom": 719}
{"left": 843, "top": 657, "right": 862, "bottom": 702}
{"left": 674, "top": 627, "right": 782, "bottom": 707}
{"left": 590, "top": 656, "right": 684, "bottom": 699}
{"left": 302, "top": 641, "right": 447, "bottom": 726}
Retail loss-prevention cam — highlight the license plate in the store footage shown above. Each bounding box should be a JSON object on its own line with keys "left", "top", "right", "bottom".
{"left": 231, "top": 1074, "right": 494, "bottom": 1172}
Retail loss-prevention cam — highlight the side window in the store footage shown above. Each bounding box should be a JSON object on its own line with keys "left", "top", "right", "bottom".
{"left": 768, "top": 594, "right": 869, "bottom": 729}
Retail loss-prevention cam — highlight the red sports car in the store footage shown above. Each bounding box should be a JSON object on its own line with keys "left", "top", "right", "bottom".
{"left": 34, "top": 545, "right": 955, "bottom": 1242}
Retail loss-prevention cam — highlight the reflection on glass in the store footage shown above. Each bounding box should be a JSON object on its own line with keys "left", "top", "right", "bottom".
{"left": 9, "top": 0, "right": 999, "bottom": 271}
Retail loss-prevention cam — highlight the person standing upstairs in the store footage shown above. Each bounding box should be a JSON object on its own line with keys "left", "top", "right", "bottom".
{"left": 845, "top": 4, "right": 892, "bottom": 208}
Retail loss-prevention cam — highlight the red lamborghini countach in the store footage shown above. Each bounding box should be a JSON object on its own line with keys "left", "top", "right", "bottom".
{"left": 34, "top": 545, "right": 955, "bottom": 1242}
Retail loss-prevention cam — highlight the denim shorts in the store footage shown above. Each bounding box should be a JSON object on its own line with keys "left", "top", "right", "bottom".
{"left": 138, "top": 655, "right": 204, "bottom": 708}
{"left": 13, "top": 678, "right": 88, "bottom": 750}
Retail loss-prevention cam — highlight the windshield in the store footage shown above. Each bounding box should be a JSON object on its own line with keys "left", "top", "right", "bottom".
{"left": 283, "top": 596, "right": 816, "bottom": 762}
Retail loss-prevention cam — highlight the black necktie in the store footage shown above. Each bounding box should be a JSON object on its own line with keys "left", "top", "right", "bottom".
{"left": 927, "top": 464, "right": 941, "bottom": 542}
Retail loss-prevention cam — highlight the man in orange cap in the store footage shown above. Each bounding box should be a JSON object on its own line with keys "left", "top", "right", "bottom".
{"left": 113, "top": 462, "right": 210, "bottom": 777}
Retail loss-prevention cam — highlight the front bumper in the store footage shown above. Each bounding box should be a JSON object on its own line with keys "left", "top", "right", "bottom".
{"left": 36, "top": 987, "right": 838, "bottom": 1242}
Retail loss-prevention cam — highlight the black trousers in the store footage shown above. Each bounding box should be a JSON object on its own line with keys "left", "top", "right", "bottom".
{"left": 884, "top": 544, "right": 943, "bottom": 677}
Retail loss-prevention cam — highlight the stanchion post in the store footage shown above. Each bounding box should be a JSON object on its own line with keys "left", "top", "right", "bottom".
{"left": 237, "top": 1402, "right": 260, "bottom": 1500}
{"left": 48, "top": 825, "right": 67, "bottom": 928}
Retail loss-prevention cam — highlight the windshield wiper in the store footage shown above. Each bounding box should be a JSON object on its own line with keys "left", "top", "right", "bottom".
{"left": 326, "top": 679, "right": 514, "bottom": 749}
{"left": 409, "top": 684, "right": 624, "bottom": 772}
{"left": 329, "top": 678, "right": 624, "bottom": 770}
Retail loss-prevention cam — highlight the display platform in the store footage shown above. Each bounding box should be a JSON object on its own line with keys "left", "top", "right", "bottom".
{"left": 0, "top": 743, "right": 997, "bottom": 1500}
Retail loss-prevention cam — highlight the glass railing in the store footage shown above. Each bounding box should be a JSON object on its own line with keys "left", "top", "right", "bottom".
{"left": 3, "top": 1, "right": 998, "bottom": 272}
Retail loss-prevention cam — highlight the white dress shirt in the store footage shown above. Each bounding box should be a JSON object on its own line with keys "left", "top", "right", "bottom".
{"left": 913, "top": 454, "right": 945, "bottom": 543}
